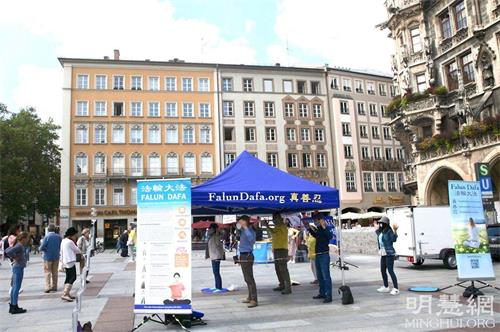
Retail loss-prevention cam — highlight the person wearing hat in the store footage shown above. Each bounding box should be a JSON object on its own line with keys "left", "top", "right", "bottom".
{"left": 304, "top": 213, "right": 333, "bottom": 303}
{"left": 375, "top": 216, "right": 399, "bottom": 295}
{"left": 60, "top": 227, "right": 82, "bottom": 302}
{"left": 237, "top": 215, "right": 258, "bottom": 308}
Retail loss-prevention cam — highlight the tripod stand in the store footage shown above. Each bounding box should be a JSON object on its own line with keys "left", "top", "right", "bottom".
{"left": 130, "top": 313, "right": 206, "bottom": 332}
{"left": 439, "top": 280, "right": 500, "bottom": 298}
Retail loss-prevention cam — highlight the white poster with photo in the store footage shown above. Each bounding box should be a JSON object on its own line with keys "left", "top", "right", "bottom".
{"left": 134, "top": 179, "right": 192, "bottom": 314}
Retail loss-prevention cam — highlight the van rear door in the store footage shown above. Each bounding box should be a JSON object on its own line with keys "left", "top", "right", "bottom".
{"left": 389, "top": 207, "right": 415, "bottom": 257}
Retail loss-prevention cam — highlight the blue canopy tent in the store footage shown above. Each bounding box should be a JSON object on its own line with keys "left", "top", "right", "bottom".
{"left": 191, "top": 151, "right": 340, "bottom": 215}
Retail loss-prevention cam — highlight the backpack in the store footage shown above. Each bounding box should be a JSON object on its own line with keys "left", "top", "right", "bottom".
{"left": 338, "top": 285, "right": 354, "bottom": 305}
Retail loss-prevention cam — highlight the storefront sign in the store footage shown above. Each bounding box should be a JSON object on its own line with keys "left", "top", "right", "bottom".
{"left": 134, "top": 179, "right": 192, "bottom": 314}
{"left": 448, "top": 180, "right": 495, "bottom": 281}
{"left": 373, "top": 195, "right": 405, "bottom": 204}
{"left": 74, "top": 209, "right": 137, "bottom": 217}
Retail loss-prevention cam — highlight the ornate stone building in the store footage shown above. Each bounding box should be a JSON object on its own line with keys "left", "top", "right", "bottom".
{"left": 379, "top": 0, "right": 500, "bottom": 212}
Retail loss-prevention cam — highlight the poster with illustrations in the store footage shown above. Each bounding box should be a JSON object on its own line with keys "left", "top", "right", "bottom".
{"left": 134, "top": 179, "right": 192, "bottom": 314}
{"left": 448, "top": 180, "right": 495, "bottom": 281}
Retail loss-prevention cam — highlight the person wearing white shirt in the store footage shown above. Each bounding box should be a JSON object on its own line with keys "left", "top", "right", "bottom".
{"left": 60, "top": 227, "right": 81, "bottom": 302}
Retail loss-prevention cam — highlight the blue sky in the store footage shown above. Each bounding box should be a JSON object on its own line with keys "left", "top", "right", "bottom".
{"left": 0, "top": 0, "right": 392, "bottom": 124}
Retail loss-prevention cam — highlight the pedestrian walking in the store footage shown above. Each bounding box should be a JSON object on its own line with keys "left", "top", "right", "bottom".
{"left": 5, "top": 231, "right": 30, "bottom": 314}
{"left": 375, "top": 216, "right": 399, "bottom": 295}
{"left": 119, "top": 230, "right": 129, "bottom": 257}
{"left": 237, "top": 215, "right": 258, "bottom": 308}
{"left": 77, "top": 228, "right": 91, "bottom": 283}
{"left": 60, "top": 227, "right": 81, "bottom": 302}
{"left": 306, "top": 230, "right": 318, "bottom": 284}
{"left": 127, "top": 225, "right": 136, "bottom": 262}
{"left": 205, "top": 223, "right": 224, "bottom": 290}
{"left": 265, "top": 213, "right": 292, "bottom": 294}
{"left": 39, "top": 224, "right": 62, "bottom": 293}
{"left": 304, "top": 214, "right": 333, "bottom": 303}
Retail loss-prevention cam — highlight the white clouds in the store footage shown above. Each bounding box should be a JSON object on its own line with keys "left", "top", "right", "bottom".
{"left": 244, "top": 20, "right": 256, "bottom": 34}
{"left": 271, "top": 0, "right": 393, "bottom": 72}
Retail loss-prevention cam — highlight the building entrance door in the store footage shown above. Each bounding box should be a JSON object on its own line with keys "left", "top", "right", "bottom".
{"left": 104, "top": 219, "right": 128, "bottom": 249}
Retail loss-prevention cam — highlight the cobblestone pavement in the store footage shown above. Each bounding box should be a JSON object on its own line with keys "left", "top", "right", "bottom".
{"left": 1, "top": 251, "right": 499, "bottom": 332}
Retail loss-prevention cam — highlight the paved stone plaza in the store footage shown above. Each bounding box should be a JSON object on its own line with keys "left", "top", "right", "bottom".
{"left": 1, "top": 251, "right": 499, "bottom": 332}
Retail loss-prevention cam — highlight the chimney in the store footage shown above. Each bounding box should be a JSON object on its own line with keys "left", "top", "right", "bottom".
{"left": 275, "top": 63, "right": 281, "bottom": 67}
{"left": 113, "top": 49, "right": 120, "bottom": 60}
{"left": 103, "top": 56, "right": 109, "bottom": 60}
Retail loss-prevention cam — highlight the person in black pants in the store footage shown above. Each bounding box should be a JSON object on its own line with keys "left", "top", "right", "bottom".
{"left": 375, "top": 216, "right": 399, "bottom": 295}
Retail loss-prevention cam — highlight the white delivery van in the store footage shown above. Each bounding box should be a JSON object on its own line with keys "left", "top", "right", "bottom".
{"left": 386, "top": 206, "right": 456, "bottom": 269}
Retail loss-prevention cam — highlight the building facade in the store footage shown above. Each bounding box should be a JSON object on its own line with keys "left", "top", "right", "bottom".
{"left": 380, "top": 0, "right": 500, "bottom": 213}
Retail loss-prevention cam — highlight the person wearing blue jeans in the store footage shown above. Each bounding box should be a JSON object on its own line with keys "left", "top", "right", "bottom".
{"left": 211, "top": 260, "right": 222, "bottom": 289}
{"left": 5, "top": 232, "right": 30, "bottom": 314}
{"left": 305, "top": 214, "right": 333, "bottom": 303}
{"left": 206, "top": 223, "right": 224, "bottom": 290}
{"left": 376, "top": 216, "right": 399, "bottom": 295}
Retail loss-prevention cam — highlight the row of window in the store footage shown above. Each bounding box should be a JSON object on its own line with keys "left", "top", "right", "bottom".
{"left": 74, "top": 123, "right": 212, "bottom": 145}
{"left": 76, "top": 74, "right": 210, "bottom": 92}
{"left": 223, "top": 126, "right": 326, "bottom": 143}
{"left": 345, "top": 145, "right": 405, "bottom": 161}
{"left": 75, "top": 186, "right": 137, "bottom": 207}
{"left": 331, "top": 77, "right": 396, "bottom": 97}
{"left": 340, "top": 100, "right": 388, "bottom": 117}
{"left": 345, "top": 171, "right": 404, "bottom": 193}
{"left": 222, "top": 77, "right": 322, "bottom": 94}
{"left": 347, "top": 124, "right": 393, "bottom": 140}
{"left": 222, "top": 101, "right": 323, "bottom": 118}
{"left": 74, "top": 151, "right": 213, "bottom": 176}
{"left": 76, "top": 101, "right": 212, "bottom": 118}
{"left": 223, "top": 152, "right": 327, "bottom": 169}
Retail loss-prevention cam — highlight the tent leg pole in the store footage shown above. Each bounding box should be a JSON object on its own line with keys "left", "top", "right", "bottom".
{"left": 335, "top": 208, "right": 346, "bottom": 287}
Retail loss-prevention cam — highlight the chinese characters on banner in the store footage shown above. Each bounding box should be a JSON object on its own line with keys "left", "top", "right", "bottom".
{"left": 134, "top": 179, "right": 192, "bottom": 314}
{"left": 448, "top": 181, "right": 495, "bottom": 281}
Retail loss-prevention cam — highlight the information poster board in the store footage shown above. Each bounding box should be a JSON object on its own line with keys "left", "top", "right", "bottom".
{"left": 134, "top": 179, "right": 192, "bottom": 314}
{"left": 448, "top": 180, "right": 495, "bottom": 281}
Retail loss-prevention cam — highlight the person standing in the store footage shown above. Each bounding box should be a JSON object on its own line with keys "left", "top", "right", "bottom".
{"left": 119, "top": 230, "right": 129, "bottom": 257}
{"left": 60, "top": 227, "right": 81, "bottom": 302}
{"left": 305, "top": 214, "right": 333, "bottom": 303}
{"left": 5, "top": 232, "right": 30, "bottom": 314}
{"left": 127, "top": 225, "right": 137, "bottom": 262}
{"left": 306, "top": 230, "right": 318, "bottom": 284}
{"left": 238, "top": 215, "right": 258, "bottom": 308}
{"left": 265, "top": 213, "right": 292, "bottom": 294}
{"left": 205, "top": 223, "right": 224, "bottom": 290}
{"left": 77, "top": 228, "right": 91, "bottom": 283}
{"left": 287, "top": 224, "right": 300, "bottom": 263}
{"left": 39, "top": 224, "right": 62, "bottom": 293}
{"left": 376, "top": 216, "right": 399, "bottom": 295}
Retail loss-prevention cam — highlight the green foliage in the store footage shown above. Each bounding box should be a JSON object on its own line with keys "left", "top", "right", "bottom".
{"left": 386, "top": 86, "right": 449, "bottom": 117}
{"left": 0, "top": 104, "right": 61, "bottom": 223}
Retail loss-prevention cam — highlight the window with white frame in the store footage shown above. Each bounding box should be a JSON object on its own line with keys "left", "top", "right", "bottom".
{"left": 243, "top": 78, "right": 253, "bottom": 92}
{"left": 112, "top": 124, "right": 125, "bottom": 143}
{"left": 360, "top": 125, "right": 368, "bottom": 138}
{"left": 372, "top": 126, "right": 380, "bottom": 139}
{"left": 397, "top": 148, "right": 404, "bottom": 161}
{"left": 165, "top": 77, "right": 176, "bottom": 91}
{"left": 267, "top": 153, "right": 278, "bottom": 167}
{"left": 222, "top": 77, "right": 233, "bottom": 91}
{"left": 199, "top": 103, "right": 210, "bottom": 117}
{"left": 387, "top": 173, "right": 397, "bottom": 191}
{"left": 198, "top": 78, "right": 209, "bottom": 92}
{"left": 373, "top": 147, "right": 381, "bottom": 160}
{"left": 283, "top": 80, "right": 293, "bottom": 93}
{"left": 165, "top": 102, "right": 177, "bottom": 117}
{"left": 316, "top": 153, "right": 326, "bottom": 168}
{"left": 363, "top": 172, "right": 373, "bottom": 192}
{"left": 94, "top": 153, "right": 106, "bottom": 174}
{"left": 130, "top": 125, "right": 143, "bottom": 144}
{"left": 130, "top": 153, "right": 143, "bottom": 176}
{"left": 369, "top": 103, "right": 377, "bottom": 116}
{"left": 95, "top": 75, "right": 106, "bottom": 89}
{"left": 288, "top": 153, "right": 298, "bottom": 168}
{"left": 77, "top": 74, "right": 89, "bottom": 89}
{"left": 286, "top": 128, "right": 296, "bottom": 141}
{"left": 302, "top": 153, "right": 312, "bottom": 168}
{"left": 455, "top": 1, "right": 467, "bottom": 30}
{"left": 357, "top": 102, "right": 365, "bottom": 115}
{"left": 94, "top": 187, "right": 105, "bottom": 206}
{"left": 340, "top": 100, "right": 349, "bottom": 114}
{"left": 343, "top": 78, "right": 352, "bottom": 92}
{"left": 148, "top": 125, "right": 161, "bottom": 144}
{"left": 95, "top": 101, "right": 106, "bottom": 116}
{"left": 183, "top": 103, "right": 194, "bottom": 117}
{"left": 361, "top": 146, "right": 370, "bottom": 160}
{"left": 130, "top": 187, "right": 137, "bottom": 205}
{"left": 182, "top": 77, "right": 193, "bottom": 92}
{"left": 375, "top": 173, "right": 385, "bottom": 191}
{"left": 148, "top": 153, "right": 161, "bottom": 176}
{"left": 183, "top": 126, "right": 194, "bottom": 143}
{"left": 183, "top": 153, "right": 196, "bottom": 173}
{"left": 113, "top": 75, "right": 124, "bottom": 90}
{"left": 131, "top": 76, "right": 142, "bottom": 90}
{"left": 244, "top": 101, "right": 255, "bottom": 117}
{"left": 166, "top": 125, "right": 178, "bottom": 143}
{"left": 315, "top": 128, "right": 325, "bottom": 142}
{"left": 263, "top": 79, "right": 273, "bottom": 92}
{"left": 113, "top": 187, "right": 124, "bottom": 206}
{"left": 75, "top": 153, "right": 88, "bottom": 175}
{"left": 148, "top": 76, "right": 159, "bottom": 91}
{"left": 298, "top": 103, "right": 308, "bottom": 117}
{"left": 148, "top": 102, "right": 160, "bottom": 117}
{"left": 416, "top": 73, "right": 426, "bottom": 93}
{"left": 385, "top": 148, "right": 393, "bottom": 160}
{"left": 130, "top": 102, "right": 142, "bottom": 116}
{"left": 94, "top": 124, "right": 106, "bottom": 144}
{"left": 223, "top": 101, "right": 234, "bottom": 117}
{"left": 297, "top": 80, "right": 307, "bottom": 94}
{"left": 331, "top": 77, "right": 339, "bottom": 89}
{"left": 265, "top": 127, "right": 276, "bottom": 141}
{"left": 245, "top": 127, "right": 256, "bottom": 141}
{"left": 346, "top": 171, "right": 356, "bottom": 191}
{"left": 398, "top": 173, "right": 404, "bottom": 191}
{"left": 344, "top": 145, "right": 353, "bottom": 159}
{"left": 379, "top": 83, "right": 387, "bottom": 96}
{"left": 381, "top": 105, "right": 388, "bottom": 117}
{"left": 224, "top": 153, "right": 235, "bottom": 167}
{"left": 284, "top": 103, "right": 294, "bottom": 117}
{"left": 313, "top": 104, "right": 322, "bottom": 118}
{"left": 462, "top": 52, "right": 475, "bottom": 84}
{"left": 200, "top": 126, "right": 211, "bottom": 144}
{"left": 75, "top": 188, "right": 87, "bottom": 206}
{"left": 410, "top": 27, "right": 422, "bottom": 52}
{"left": 355, "top": 80, "right": 364, "bottom": 93}
{"left": 311, "top": 81, "right": 321, "bottom": 94}
{"left": 367, "top": 82, "right": 375, "bottom": 94}
{"left": 342, "top": 123, "right": 351, "bottom": 136}
{"left": 383, "top": 127, "right": 391, "bottom": 140}
{"left": 113, "top": 102, "right": 124, "bottom": 116}
{"left": 166, "top": 152, "right": 179, "bottom": 174}
{"left": 300, "top": 128, "right": 310, "bottom": 141}
{"left": 264, "top": 102, "right": 275, "bottom": 117}
{"left": 112, "top": 153, "right": 125, "bottom": 174}
{"left": 200, "top": 152, "right": 212, "bottom": 173}
{"left": 76, "top": 124, "right": 88, "bottom": 144}
{"left": 76, "top": 101, "right": 89, "bottom": 116}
